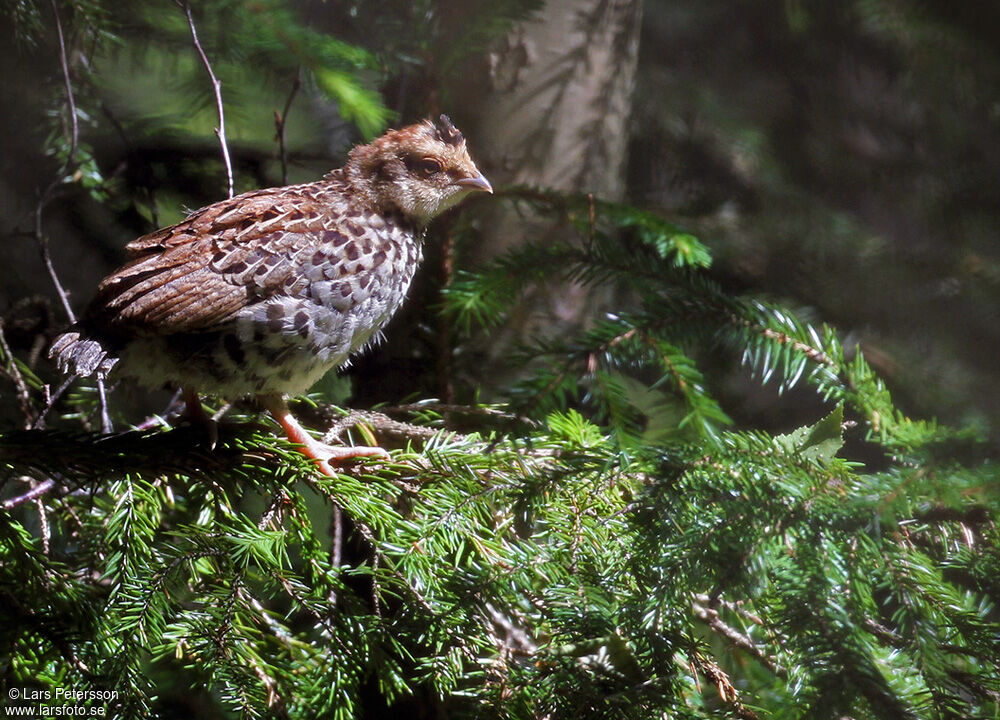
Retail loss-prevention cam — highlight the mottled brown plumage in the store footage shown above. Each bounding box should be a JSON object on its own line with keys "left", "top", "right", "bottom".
{"left": 51, "top": 115, "right": 491, "bottom": 474}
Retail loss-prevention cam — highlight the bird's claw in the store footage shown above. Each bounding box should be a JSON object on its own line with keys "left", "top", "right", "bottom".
{"left": 310, "top": 444, "right": 390, "bottom": 477}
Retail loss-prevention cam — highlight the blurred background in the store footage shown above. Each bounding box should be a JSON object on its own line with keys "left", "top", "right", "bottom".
{"left": 2, "top": 0, "right": 999, "bottom": 435}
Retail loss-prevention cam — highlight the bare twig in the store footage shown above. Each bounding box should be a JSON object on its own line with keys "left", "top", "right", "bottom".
{"left": 695, "top": 593, "right": 766, "bottom": 627}
{"left": 735, "top": 316, "right": 835, "bottom": 368}
{"left": 433, "top": 217, "right": 457, "bottom": 404}
{"left": 50, "top": 0, "right": 78, "bottom": 166}
{"left": 342, "top": 513, "right": 436, "bottom": 615}
{"left": 36, "top": 0, "right": 79, "bottom": 325}
{"left": 689, "top": 651, "right": 761, "bottom": 720}
{"left": 485, "top": 602, "right": 538, "bottom": 656}
{"left": 36, "top": 13, "right": 78, "bottom": 317}
{"left": 35, "top": 215, "right": 75, "bottom": 325}
{"left": 0, "top": 320, "right": 34, "bottom": 428}
{"left": 180, "top": 1, "right": 234, "bottom": 198}
{"left": 94, "top": 373, "right": 112, "bottom": 433}
{"left": 98, "top": 101, "right": 129, "bottom": 150}
{"left": 384, "top": 401, "right": 537, "bottom": 426}
{"left": 321, "top": 408, "right": 442, "bottom": 445}
{"left": 692, "top": 599, "right": 785, "bottom": 678}
{"left": 328, "top": 503, "right": 344, "bottom": 606}
{"left": 132, "top": 388, "right": 184, "bottom": 431}
{"left": 32, "top": 377, "right": 74, "bottom": 430}
{"left": 36, "top": 496, "right": 51, "bottom": 555}
{"left": 370, "top": 552, "right": 381, "bottom": 617}
{"left": 211, "top": 402, "right": 232, "bottom": 422}
{"left": 274, "top": 67, "right": 301, "bottom": 185}
{"left": 39, "top": 2, "right": 111, "bottom": 428}
{"left": 3, "top": 479, "right": 57, "bottom": 510}
{"left": 258, "top": 490, "right": 287, "bottom": 530}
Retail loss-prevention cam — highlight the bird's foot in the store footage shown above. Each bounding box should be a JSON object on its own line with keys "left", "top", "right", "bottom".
{"left": 300, "top": 442, "right": 391, "bottom": 477}
{"left": 260, "top": 393, "right": 389, "bottom": 477}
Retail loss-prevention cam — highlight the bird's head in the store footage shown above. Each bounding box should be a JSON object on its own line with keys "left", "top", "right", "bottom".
{"left": 345, "top": 115, "right": 492, "bottom": 225}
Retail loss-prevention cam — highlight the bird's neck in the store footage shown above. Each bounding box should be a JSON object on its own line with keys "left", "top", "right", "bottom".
{"left": 321, "top": 167, "right": 425, "bottom": 239}
{"left": 332, "top": 165, "right": 429, "bottom": 231}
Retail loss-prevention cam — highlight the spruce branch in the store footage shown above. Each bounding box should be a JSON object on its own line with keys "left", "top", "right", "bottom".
{"left": 320, "top": 407, "right": 442, "bottom": 444}
{"left": 320, "top": 488, "right": 436, "bottom": 616}
{"left": 0, "top": 424, "right": 267, "bottom": 483}
{"left": 688, "top": 650, "right": 761, "bottom": 720}
{"left": 691, "top": 597, "right": 786, "bottom": 678}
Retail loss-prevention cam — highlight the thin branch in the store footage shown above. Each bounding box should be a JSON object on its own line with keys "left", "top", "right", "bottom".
{"left": 95, "top": 372, "right": 112, "bottom": 433}
{"left": 704, "top": 593, "right": 766, "bottom": 627}
{"left": 258, "top": 490, "right": 286, "bottom": 530}
{"left": 692, "top": 599, "right": 786, "bottom": 678}
{"left": 50, "top": 0, "right": 78, "bottom": 167}
{"left": 689, "top": 651, "right": 761, "bottom": 720}
{"left": 736, "top": 317, "right": 835, "bottom": 368}
{"left": 41, "top": 2, "right": 113, "bottom": 428}
{"left": 32, "top": 376, "right": 75, "bottom": 430}
{"left": 100, "top": 101, "right": 162, "bottom": 229}
{"left": 36, "top": 495, "right": 51, "bottom": 555}
{"left": 384, "top": 401, "right": 537, "bottom": 425}
{"left": 274, "top": 67, "right": 301, "bottom": 186}
{"left": 321, "top": 408, "right": 442, "bottom": 445}
{"left": 133, "top": 388, "right": 184, "bottom": 431}
{"left": 0, "top": 319, "right": 34, "bottom": 428}
{"left": 35, "top": 214, "right": 75, "bottom": 325}
{"left": 326, "top": 503, "right": 344, "bottom": 607}
{"left": 37, "top": 0, "right": 78, "bottom": 324}
{"left": 436, "top": 221, "right": 456, "bottom": 403}
{"left": 237, "top": 592, "right": 285, "bottom": 710}
{"left": 4, "top": 590, "right": 93, "bottom": 675}
{"left": 180, "top": 1, "right": 234, "bottom": 199}
{"left": 3, "top": 479, "right": 57, "bottom": 510}
{"left": 485, "top": 602, "right": 538, "bottom": 656}
{"left": 341, "top": 511, "right": 436, "bottom": 615}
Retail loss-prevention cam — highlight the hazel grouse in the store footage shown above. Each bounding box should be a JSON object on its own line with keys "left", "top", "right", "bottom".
{"left": 51, "top": 115, "right": 492, "bottom": 475}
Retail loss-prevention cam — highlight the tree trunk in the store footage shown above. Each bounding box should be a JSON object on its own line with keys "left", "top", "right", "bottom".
{"left": 464, "top": 0, "right": 643, "bottom": 367}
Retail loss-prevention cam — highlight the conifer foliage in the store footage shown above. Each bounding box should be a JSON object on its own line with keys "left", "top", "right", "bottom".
{"left": 1, "top": 2, "right": 998, "bottom": 719}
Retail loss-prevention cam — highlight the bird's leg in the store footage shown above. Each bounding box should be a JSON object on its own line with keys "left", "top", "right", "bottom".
{"left": 182, "top": 386, "right": 218, "bottom": 449}
{"left": 259, "top": 394, "right": 389, "bottom": 477}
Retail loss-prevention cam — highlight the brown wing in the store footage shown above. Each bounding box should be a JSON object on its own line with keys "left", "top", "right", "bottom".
{"left": 87, "top": 181, "right": 349, "bottom": 335}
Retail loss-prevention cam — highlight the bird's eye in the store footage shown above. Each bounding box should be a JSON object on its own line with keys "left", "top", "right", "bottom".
{"left": 409, "top": 156, "right": 442, "bottom": 177}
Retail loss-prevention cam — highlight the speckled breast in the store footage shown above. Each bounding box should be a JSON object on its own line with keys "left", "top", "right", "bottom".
{"left": 231, "top": 209, "right": 423, "bottom": 394}
{"left": 120, "top": 204, "right": 424, "bottom": 397}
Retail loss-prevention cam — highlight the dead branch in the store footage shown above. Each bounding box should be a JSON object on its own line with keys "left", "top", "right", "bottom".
{"left": 0, "top": 319, "right": 34, "bottom": 428}
{"left": 274, "top": 67, "right": 301, "bottom": 186}
{"left": 321, "top": 408, "right": 442, "bottom": 445}
{"left": 692, "top": 598, "right": 786, "bottom": 678}
{"left": 2, "top": 478, "right": 57, "bottom": 510}
{"left": 180, "top": 1, "right": 234, "bottom": 198}
{"left": 50, "top": 0, "right": 78, "bottom": 166}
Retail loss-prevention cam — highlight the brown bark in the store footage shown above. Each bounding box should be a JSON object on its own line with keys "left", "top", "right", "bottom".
{"left": 478, "top": 0, "right": 642, "bottom": 205}
{"left": 464, "top": 0, "right": 643, "bottom": 363}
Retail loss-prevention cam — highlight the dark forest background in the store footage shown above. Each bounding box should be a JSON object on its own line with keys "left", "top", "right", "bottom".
{"left": 3, "top": 0, "right": 998, "bottom": 431}
{"left": 2, "top": 2, "right": 999, "bottom": 719}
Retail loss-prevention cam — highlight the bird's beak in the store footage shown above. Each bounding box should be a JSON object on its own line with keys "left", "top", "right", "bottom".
{"left": 454, "top": 173, "right": 493, "bottom": 194}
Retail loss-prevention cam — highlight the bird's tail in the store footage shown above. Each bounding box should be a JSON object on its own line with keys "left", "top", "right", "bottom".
{"left": 50, "top": 330, "right": 120, "bottom": 378}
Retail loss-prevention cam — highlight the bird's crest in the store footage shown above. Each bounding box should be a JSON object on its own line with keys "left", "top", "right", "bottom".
{"left": 432, "top": 114, "right": 464, "bottom": 147}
